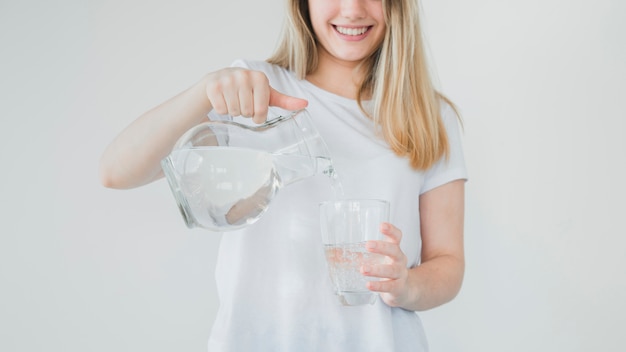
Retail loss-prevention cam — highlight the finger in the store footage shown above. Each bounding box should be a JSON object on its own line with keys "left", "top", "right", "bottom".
{"left": 380, "top": 222, "right": 402, "bottom": 244}
{"left": 365, "top": 240, "right": 405, "bottom": 262}
{"left": 251, "top": 80, "right": 270, "bottom": 124}
{"left": 206, "top": 85, "right": 229, "bottom": 115}
{"left": 367, "top": 278, "right": 408, "bottom": 308}
{"left": 366, "top": 278, "right": 399, "bottom": 294}
{"left": 269, "top": 87, "right": 309, "bottom": 111}
{"left": 222, "top": 86, "right": 242, "bottom": 117}
{"left": 361, "top": 263, "right": 403, "bottom": 280}
{"left": 210, "top": 96, "right": 229, "bottom": 116}
{"left": 238, "top": 86, "right": 255, "bottom": 118}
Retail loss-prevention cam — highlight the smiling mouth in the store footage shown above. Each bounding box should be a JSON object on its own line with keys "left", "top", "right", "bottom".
{"left": 334, "top": 26, "right": 371, "bottom": 36}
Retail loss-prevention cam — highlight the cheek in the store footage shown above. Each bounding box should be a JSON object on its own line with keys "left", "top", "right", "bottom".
{"left": 375, "top": 27, "right": 386, "bottom": 46}
{"left": 308, "top": 11, "right": 329, "bottom": 34}
{"left": 367, "top": 4, "right": 386, "bottom": 40}
{"left": 307, "top": 9, "right": 322, "bottom": 34}
{"left": 307, "top": 1, "right": 336, "bottom": 28}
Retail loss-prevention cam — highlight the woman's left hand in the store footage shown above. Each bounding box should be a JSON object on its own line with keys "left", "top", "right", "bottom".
{"left": 361, "top": 222, "right": 415, "bottom": 308}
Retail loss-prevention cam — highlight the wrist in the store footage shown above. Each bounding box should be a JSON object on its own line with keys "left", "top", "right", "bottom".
{"left": 192, "top": 74, "right": 214, "bottom": 116}
{"left": 399, "top": 266, "right": 423, "bottom": 310}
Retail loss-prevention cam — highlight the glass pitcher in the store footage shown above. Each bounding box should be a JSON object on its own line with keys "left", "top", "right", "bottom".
{"left": 161, "top": 109, "right": 334, "bottom": 231}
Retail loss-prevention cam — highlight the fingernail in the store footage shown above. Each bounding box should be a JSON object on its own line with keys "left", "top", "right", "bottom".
{"left": 362, "top": 265, "right": 371, "bottom": 273}
{"left": 366, "top": 241, "right": 377, "bottom": 249}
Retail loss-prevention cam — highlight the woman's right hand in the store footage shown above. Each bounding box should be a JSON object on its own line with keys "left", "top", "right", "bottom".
{"left": 100, "top": 66, "right": 308, "bottom": 189}
{"left": 205, "top": 67, "right": 308, "bottom": 123}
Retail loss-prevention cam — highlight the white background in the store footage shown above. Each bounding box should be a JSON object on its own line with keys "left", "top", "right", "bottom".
{"left": 1, "top": 0, "right": 624, "bottom": 351}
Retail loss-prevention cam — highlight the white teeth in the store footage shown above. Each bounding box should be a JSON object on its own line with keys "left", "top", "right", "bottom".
{"left": 335, "top": 26, "right": 368, "bottom": 36}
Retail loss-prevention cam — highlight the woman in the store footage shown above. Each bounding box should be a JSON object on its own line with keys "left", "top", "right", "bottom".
{"left": 100, "top": 0, "right": 467, "bottom": 350}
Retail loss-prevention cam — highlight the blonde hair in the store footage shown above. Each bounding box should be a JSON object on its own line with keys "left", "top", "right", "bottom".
{"left": 268, "top": 0, "right": 456, "bottom": 170}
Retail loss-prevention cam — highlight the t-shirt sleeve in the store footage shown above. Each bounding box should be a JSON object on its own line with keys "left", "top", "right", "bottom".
{"left": 420, "top": 103, "right": 468, "bottom": 194}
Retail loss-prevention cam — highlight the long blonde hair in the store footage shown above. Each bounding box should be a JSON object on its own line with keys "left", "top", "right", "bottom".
{"left": 268, "top": 0, "right": 455, "bottom": 170}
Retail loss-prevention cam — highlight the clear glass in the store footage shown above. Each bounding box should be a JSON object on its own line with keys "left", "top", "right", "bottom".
{"left": 319, "top": 199, "right": 390, "bottom": 306}
{"left": 161, "top": 109, "right": 334, "bottom": 231}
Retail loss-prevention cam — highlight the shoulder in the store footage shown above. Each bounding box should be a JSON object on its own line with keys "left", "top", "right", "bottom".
{"left": 420, "top": 98, "right": 468, "bottom": 193}
{"left": 439, "top": 99, "right": 460, "bottom": 124}
{"left": 438, "top": 98, "right": 464, "bottom": 140}
{"left": 230, "top": 58, "right": 271, "bottom": 70}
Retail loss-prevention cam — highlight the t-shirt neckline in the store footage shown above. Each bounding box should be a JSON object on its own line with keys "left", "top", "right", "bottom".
{"left": 300, "top": 79, "right": 372, "bottom": 108}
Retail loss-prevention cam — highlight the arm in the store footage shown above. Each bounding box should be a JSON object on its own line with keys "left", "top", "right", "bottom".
{"left": 363, "top": 179, "right": 465, "bottom": 311}
{"left": 99, "top": 76, "right": 212, "bottom": 189}
{"left": 99, "top": 68, "right": 308, "bottom": 189}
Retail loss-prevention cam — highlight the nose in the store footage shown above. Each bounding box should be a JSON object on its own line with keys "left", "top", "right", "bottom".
{"left": 340, "top": 0, "right": 367, "bottom": 20}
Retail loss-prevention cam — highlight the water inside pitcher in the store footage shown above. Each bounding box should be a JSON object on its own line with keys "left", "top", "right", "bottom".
{"left": 161, "top": 109, "right": 336, "bottom": 231}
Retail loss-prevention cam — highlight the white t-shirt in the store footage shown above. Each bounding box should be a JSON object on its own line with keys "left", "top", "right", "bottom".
{"left": 206, "top": 60, "right": 468, "bottom": 352}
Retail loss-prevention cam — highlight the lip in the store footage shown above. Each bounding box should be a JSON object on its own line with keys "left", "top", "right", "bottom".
{"left": 332, "top": 25, "right": 373, "bottom": 41}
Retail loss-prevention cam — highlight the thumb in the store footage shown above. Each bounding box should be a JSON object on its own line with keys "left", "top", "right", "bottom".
{"left": 269, "top": 88, "right": 309, "bottom": 111}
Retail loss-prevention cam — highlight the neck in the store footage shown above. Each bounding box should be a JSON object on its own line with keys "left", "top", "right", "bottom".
{"left": 306, "top": 48, "right": 367, "bottom": 100}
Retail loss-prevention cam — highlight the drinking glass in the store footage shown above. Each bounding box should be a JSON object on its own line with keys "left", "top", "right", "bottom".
{"left": 320, "top": 199, "right": 390, "bottom": 306}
